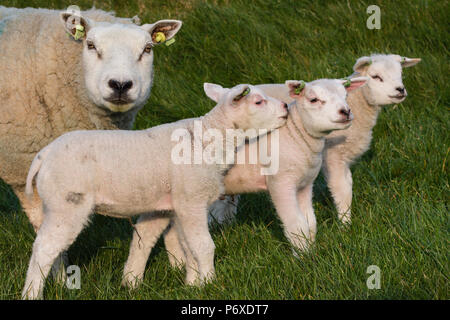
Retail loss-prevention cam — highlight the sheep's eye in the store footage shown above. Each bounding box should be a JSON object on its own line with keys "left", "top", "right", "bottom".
{"left": 86, "top": 41, "right": 96, "bottom": 50}
{"left": 371, "top": 75, "right": 383, "bottom": 82}
{"left": 255, "top": 100, "right": 263, "bottom": 105}
{"left": 310, "top": 98, "right": 319, "bottom": 103}
{"left": 144, "top": 43, "right": 152, "bottom": 54}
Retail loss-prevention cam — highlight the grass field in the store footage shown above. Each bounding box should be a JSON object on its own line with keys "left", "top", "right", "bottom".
{"left": 0, "top": 0, "right": 448, "bottom": 299}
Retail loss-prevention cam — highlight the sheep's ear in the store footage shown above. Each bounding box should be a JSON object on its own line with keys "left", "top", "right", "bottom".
{"left": 204, "top": 83, "right": 229, "bottom": 103}
{"left": 353, "top": 56, "right": 372, "bottom": 73}
{"left": 400, "top": 57, "right": 421, "bottom": 68}
{"left": 285, "top": 80, "right": 306, "bottom": 98}
{"left": 60, "top": 12, "right": 93, "bottom": 41}
{"left": 142, "top": 20, "right": 182, "bottom": 44}
{"left": 342, "top": 76, "right": 369, "bottom": 92}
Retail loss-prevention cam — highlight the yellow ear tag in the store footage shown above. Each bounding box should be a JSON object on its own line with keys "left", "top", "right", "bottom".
{"left": 165, "top": 38, "right": 176, "bottom": 46}
{"left": 73, "top": 24, "right": 85, "bottom": 41}
{"left": 343, "top": 79, "right": 351, "bottom": 88}
{"left": 155, "top": 32, "right": 166, "bottom": 43}
{"left": 294, "top": 81, "right": 305, "bottom": 95}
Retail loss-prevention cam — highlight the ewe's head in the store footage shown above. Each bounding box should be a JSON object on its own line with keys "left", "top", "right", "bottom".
{"left": 61, "top": 12, "right": 182, "bottom": 113}
{"left": 353, "top": 54, "right": 421, "bottom": 106}
{"left": 286, "top": 77, "right": 368, "bottom": 137}
{"left": 203, "top": 83, "right": 288, "bottom": 131}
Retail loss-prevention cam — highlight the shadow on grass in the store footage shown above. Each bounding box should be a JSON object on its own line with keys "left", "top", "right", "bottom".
{"left": 0, "top": 179, "right": 21, "bottom": 214}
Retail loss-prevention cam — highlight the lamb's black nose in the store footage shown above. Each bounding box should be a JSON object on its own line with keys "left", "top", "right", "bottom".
{"left": 339, "top": 108, "right": 350, "bottom": 117}
{"left": 396, "top": 87, "right": 405, "bottom": 95}
{"left": 283, "top": 103, "right": 288, "bottom": 110}
{"left": 108, "top": 80, "right": 133, "bottom": 95}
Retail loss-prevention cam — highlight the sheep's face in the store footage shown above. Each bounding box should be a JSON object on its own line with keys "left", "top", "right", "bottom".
{"left": 286, "top": 78, "right": 368, "bottom": 137}
{"left": 61, "top": 13, "right": 182, "bottom": 113}
{"left": 353, "top": 54, "right": 421, "bottom": 106}
{"left": 204, "top": 83, "right": 288, "bottom": 131}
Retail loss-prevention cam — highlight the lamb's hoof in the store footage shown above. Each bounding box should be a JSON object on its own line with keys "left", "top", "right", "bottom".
{"left": 168, "top": 255, "right": 185, "bottom": 270}
{"left": 292, "top": 240, "right": 313, "bottom": 260}
{"left": 21, "top": 288, "right": 43, "bottom": 300}
{"left": 50, "top": 252, "right": 69, "bottom": 283}
{"left": 338, "top": 212, "right": 352, "bottom": 226}
{"left": 121, "top": 274, "right": 143, "bottom": 290}
{"left": 185, "top": 272, "right": 214, "bottom": 287}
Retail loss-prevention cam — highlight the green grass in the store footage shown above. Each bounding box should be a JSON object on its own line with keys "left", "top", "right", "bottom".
{"left": 0, "top": 0, "right": 448, "bottom": 299}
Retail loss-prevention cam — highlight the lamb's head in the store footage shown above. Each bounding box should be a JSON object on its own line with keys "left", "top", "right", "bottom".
{"left": 286, "top": 77, "right": 369, "bottom": 137}
{"left": 353, "top": 54, "right": 421, "bottom": 106}
{"left": 61, "top": 12, "right": 182, "bottom": 113}
{"left": 203, "top": 83, "right": 288, "bottom": 131}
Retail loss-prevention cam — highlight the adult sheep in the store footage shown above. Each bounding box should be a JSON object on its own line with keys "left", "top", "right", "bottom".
{"left": 0, "top": 6, "right": 182, "bottom": 230}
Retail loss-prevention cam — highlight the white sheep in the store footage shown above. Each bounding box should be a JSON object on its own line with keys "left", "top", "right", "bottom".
{"left": 121, "top": 77, "right": 368, "bottom": 286}
{"left": 0, "top": 6, "right": 182, "bottom": 231}
{"left": 22, "top": 83, "right": 288, "bottom": 299}
{"left": 208, "top": 54, "right": 421, "bottom": 225}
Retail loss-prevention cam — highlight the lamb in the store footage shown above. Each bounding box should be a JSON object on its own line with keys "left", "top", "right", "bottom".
{"left": 0, "top": 6, "right": 182, "bottom": 231}
{"left": 208, "top": 54, "right": 421, "bottom": 225}
{"left": 121, "top": 77, "right": 368, "bottom": 287}
{"left": 21, "top": 82, "right": 288, "bottom": 299}
{"left": 323, "top": 54, "right": 420, "bottom": 223}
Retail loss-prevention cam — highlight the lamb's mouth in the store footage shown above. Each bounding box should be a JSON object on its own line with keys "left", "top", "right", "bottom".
{"left": 333, "top": 119, "right": 352, "bottom": 124}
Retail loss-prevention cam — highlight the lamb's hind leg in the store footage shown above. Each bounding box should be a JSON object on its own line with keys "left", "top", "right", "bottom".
{"left": 15, "top": 186, "right": 68, "bottom": 282}
{"left": 323, "top": 156, "right": 353, "bottom": 224}
{"left": 14, "top": 186, "right": 44, "bottom": 232}
{"left": 22, "top": 196, "right": 93, "bottom": 300}
{"left": 122, "top": 213, "right": 171, "bottom": 289}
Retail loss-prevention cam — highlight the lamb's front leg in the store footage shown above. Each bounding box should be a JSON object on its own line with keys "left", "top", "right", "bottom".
{"left": 122, "top": 213, "right": 171, "bottom": 289}
{"left": 323, "top": 156, "right": 353, "bottom": 224}
{"left": 297, "top": 184, "right": 317, "bottom": 242}
{"left": 173, "top": 202, "right": 215, "bottom": 286}
{"left": 269, "top": 182, "right": 311, "bottom": 252}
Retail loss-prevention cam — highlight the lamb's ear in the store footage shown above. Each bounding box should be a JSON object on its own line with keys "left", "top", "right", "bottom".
{"left": 400, "top": 57, "right": 421, "bottom": 68}
{"left": 285, "top": 80, "right": 306, "bottom": 98}
{"left": 204, "top": 83, "right": 228, "bottom": 103}
{"left": 132, "top": 15, "right": 141, "bottom": 25}
{"left": 142, "top": 20, "right": 182, "bottom": 44}
{"left": 353, "top": 56, "right": 372, "bottom": 73}
{"left": 231, "top": 85, "right": 251, "bottom": 104}
{"left": 342, "top": 76, "right": 369, "bottom": 92}
{"left": 60, "top": 12, "right": 93, "bottom": 41}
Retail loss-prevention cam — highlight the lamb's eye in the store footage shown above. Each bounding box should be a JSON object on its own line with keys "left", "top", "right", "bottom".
{"left": 255, "top": 100, "right": 263, "bottom": 105}
{"left": 144, "top": 43, "right": 152, "bottom": 54}
{"left": 86, "top": 41, "right": 96, "bottom": 50}
{"left": 310, "top": 98, "right": 319, "bottom": 103}
{"left": 371, "top": 75, "right": 383, "bottom": 82}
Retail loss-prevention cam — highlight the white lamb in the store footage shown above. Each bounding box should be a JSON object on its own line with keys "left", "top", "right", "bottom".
{"left": 121, "top": 77, "right": 368, "bottom": 287}
{"left": 0, "top": 6, "right": 182, "bottom": 231}
{"left": 209, "top": 54, "right": 421, "bottom": 225}
{"left": 22, "top": 83, "right": 288, "bottom": 299}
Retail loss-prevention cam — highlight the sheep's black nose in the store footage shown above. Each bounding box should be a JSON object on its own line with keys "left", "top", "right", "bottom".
{"left": 396, "top": 87, "right": 405, "bottom": 94}
{"left": 108, "top": 80, "right": 133, "bottom": 95}
{"left": 283, "top": 103, "right": 288, "bottom": 110}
